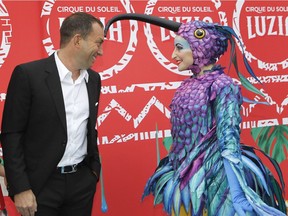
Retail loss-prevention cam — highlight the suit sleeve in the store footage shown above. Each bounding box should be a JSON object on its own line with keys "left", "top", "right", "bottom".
{"left": 94, "top": 74, "right": 101, "bottom": 179}
{"left": 87, "top": 71, "right": 102, "bottom": 180}
{"left": 1, "top": 65, "right": 32, "bottom": 196}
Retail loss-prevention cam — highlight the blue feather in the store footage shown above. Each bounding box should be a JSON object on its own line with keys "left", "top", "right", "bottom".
{"left": 154, "top": 171, "right": 174, "bottom": 205}
{"left": 173, "top": 183, "right": 182, "bottom": 216}
{"left": 243, "top": 97, "right": 270, "bottom": 105}
{"left": 180, "top": 185, "right": 190, "bottom": 213}
{"left": 220, "top": 26, "right": 262, "bottom": 84}
{"left": 241, "top": 155, "right": 270, "bottom": 195}
{"left": 242, "top": 149, "right": 267, "bottom": 175}
{"left": 247, "top": 196, "right": 286, "bottom": 216}
{"left": 142, "top": 165, "right": 173, "bottom": 199}
{"left": 163, "top": 178, "right": 174, "bottom": 213}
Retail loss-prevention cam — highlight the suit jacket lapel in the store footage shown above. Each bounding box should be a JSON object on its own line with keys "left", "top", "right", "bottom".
{"left": 45, "top": 54, "right": 67, "bottom": 132}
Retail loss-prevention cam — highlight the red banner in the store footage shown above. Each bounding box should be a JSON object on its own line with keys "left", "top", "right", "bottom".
{"left": 0, "top": 1, "right": 287, "bottom": 215}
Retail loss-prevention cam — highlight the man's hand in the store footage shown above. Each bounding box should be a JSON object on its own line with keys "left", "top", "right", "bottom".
{"left": 14, "top": 189, "right": 37, "bottom": 216}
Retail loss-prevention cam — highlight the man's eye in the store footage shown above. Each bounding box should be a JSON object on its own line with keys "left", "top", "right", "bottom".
{"left": 96, "top": 40, "right": 103, "bottom": 45}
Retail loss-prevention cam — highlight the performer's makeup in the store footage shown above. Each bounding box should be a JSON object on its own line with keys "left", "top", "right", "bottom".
{"left": 172, "top": 36, "right": 193, "bottom": 71}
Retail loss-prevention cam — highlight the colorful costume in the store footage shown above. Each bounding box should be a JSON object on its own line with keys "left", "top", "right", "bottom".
{"left": 104, "top": 14, "right": 286, "bottom": 216}
{"left": 143, "top": 66, "right": 286, "bottom": 216}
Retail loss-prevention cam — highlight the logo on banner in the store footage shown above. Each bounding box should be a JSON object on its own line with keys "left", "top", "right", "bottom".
{"left": 233, "top": 0, "right": 288, "bottom": 71}
{"left": 233, "top": 0, "right": 288, "bottom": 126}
{"left": 0, "top": 1, "right": 12, "bottom": 69}
{"left": 40, "top": 0, "right": 137, "bottom": 80}
{"left": 144, "top": 0, "right": 227, "bottom": 76}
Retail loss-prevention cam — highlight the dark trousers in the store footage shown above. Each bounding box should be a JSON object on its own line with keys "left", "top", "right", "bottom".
{"left": 35, "top": 165, "right": 97, "bottom": 216}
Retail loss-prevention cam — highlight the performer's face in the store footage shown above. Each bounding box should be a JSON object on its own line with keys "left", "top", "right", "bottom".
{"left": 172, "top": 36, "right": 193, "bottom": 71}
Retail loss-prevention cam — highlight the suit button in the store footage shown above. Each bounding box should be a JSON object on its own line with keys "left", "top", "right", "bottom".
{"left": 62, "top": 141, "right": 67, "bottom": 146}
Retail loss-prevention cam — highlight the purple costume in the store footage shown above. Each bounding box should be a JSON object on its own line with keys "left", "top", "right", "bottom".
{"left": 104, "top": 14, "right": 286, "bottom": 216}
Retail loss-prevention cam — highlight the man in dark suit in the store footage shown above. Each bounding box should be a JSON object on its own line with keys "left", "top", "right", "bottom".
{"left": 1, "top": 12, "right": 103, "bottom": 216}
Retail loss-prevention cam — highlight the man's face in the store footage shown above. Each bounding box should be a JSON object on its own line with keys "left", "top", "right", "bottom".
{"left": 78, "top": 22, "right": 104, "bottom": 69}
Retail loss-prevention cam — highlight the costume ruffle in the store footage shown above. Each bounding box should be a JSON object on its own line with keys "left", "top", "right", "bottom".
{"left": 142, "top": 67, "right": 286, "bottom": 216}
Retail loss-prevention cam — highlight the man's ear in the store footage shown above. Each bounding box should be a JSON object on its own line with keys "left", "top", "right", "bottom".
{"left": 73, "top": 34, "right": 82, "bottom": 47}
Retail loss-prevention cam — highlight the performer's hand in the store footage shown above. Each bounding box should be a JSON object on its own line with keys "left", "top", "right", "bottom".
{"left": 223, "top": 159, "right": 255, "bottom": 216}
{"left": 14, "top": 189, "right": 37, "bottom": 216}
{"left": 231, "top": 188, "right": 254, "bottom": 216}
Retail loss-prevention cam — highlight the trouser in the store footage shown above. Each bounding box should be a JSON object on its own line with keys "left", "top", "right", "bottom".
{"left": 35, "top": 163, "right": 97, "bottom": 216}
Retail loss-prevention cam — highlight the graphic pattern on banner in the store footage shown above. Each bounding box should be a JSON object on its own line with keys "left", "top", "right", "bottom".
{"left": 0, "top": 1, "right": 287, "bottom": 216}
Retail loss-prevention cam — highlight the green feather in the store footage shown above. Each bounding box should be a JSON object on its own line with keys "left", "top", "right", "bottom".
{"left": 163, "top": 136, "right": 173, "bottom": 153}
{"left": 238, "top": 71, "right": 265, "bottom": 97}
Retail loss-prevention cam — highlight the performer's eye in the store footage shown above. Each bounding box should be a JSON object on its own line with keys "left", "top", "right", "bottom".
{"left": 175, "top": 43, "right": 183, "bottom": 50}
{"left": 194, "top": 28, "right": 205, "bottom": 39}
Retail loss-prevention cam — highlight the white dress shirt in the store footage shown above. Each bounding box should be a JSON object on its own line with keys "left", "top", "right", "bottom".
{"left": 55, "top": 51, "right": 89, "bottom": 167}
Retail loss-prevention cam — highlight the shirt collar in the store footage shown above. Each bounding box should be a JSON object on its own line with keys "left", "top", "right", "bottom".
{"left": 54, "top": 51, "right": 89, "bottom": 83}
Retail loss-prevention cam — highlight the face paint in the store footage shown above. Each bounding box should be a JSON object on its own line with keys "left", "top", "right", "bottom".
{"left": 172, "top": 36, "right": 194, "bottom": 71}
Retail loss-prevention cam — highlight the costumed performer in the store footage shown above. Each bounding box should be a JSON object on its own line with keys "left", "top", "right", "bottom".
{"left": 104, "top": 14, "right": 286, "bottom": 216}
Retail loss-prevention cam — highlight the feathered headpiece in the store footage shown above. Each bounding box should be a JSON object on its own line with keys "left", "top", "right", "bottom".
{"left": 104, "top": 13, "right": 266, "bottom": 102}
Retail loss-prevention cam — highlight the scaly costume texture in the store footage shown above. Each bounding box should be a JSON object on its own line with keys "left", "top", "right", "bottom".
{"left": 142, "top": 66, "right": 286, "bottom": 216}
{"left": 104, "top": 14, "right": 287, "bottom": 216}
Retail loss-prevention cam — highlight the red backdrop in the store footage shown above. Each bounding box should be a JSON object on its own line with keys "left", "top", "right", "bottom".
{"left": 0, "top": 0, "right": 287, "bottom": 215}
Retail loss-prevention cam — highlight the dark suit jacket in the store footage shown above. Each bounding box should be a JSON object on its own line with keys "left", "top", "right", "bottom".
{"left": 1, "top": 54, "right": 101, "bottom": 197}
